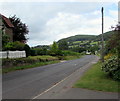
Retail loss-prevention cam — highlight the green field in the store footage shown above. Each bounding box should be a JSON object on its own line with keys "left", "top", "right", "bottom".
{"left": 90, "top": 41, "right": 98, "bottom": 45}
{"left": 73, "top": 41, "right": 81, "bottom": 44}
{"left": 74, "top": 61, "right": 120, "bottom": 92}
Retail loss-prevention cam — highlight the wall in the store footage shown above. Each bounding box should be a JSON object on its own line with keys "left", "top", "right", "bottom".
{"left": 0, "top": 51, "right": 26, "bottom": 58}
{"left": 5, "top": 27, "right": 13, "bottom": 42}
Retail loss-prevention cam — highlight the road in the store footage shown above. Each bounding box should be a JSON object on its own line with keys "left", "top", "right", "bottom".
{"left": 3, "top": 55, "right": 97, "bottom": 99}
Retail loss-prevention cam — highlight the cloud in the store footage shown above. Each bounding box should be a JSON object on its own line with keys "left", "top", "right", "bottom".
{"left": 0, "top": 2, "right": 118, "bottom": 46}
{"left": 31, "top": 9, "right": 117, "bottom": 46}
{"left": 109, "top": 10, "right": 118, "bottom": 19}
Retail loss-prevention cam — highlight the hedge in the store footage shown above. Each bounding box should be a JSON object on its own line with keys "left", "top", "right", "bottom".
{"left": 2, "top": 56, "right": 59, "bottom": 68}
{"left": 101, "top": 55, "right": 120, "bottom": 81}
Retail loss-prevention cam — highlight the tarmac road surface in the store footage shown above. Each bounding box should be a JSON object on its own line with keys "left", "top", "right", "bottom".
{"left": 3, "top": 55, "right": 97, "bottom": 99}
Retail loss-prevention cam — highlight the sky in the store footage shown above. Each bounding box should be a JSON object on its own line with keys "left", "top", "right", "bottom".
{"left": 0, "top": 0, "right": 118, "bottom": 47}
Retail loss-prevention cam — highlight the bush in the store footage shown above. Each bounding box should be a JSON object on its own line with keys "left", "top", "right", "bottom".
{"left": 62, "top": 50, "right": 80, "bottom": 56}
{"left": 24, "top": 44, "right": 31, "bottom": 57}
{"left": 30, "top": 49, "right": 37, "bottom": 56}
{"left": 4, "top": 42, "right": 14, "bottom": 50}
{"left": 4, "top": 41, "right": 25, "bottom": 51}
{"left": 104, "top": 53, "right": 113, "bottom": 60}
{"left": 2, "top": 56, "right": 59, "bottom": 68}
{"left": 2, "top": 58, "right": 38, "bottom": 68}
{"left": 2, "top": 34, "right": 10, "bottom": 50}
{"left": 13, "top": 41, "right": 25, "bottom": 51}
{"left": 48, "top": 49, "right": 63, "bottom": 56}
{"left": 30, "top": 48, "right": 48, "bottom": 56}
{"left": 101, "top": 55, "right": 120, "bottom": 81}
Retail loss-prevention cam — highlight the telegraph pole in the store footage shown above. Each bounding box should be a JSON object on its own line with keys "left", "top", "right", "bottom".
{"left": 101, "top": 7, "right": 104, "bottom": 62}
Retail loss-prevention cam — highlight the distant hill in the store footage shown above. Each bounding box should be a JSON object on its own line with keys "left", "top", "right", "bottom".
{"left": 56, "top": 31, "right": 114, "bottom": 50}
{"left": 58, "top": 35, "right": 96, "bottom": 43}
{"left": 95, "top": 31, "right": 114, "bottom": 41}
{"left": 58, "top": 31, "right": 114, "bottom": 43}
{"left": 33, "top": 45, "right": 50, "bottom": 49}
{"left": 33, "top": 31, "right": 114, "bottom": 49}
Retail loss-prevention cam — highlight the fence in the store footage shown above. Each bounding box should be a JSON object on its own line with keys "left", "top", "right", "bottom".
{"left": 0, "top": 51, "right": 26, "bottom": 58}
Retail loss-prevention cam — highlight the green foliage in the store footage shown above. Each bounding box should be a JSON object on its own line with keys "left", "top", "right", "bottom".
{"left": 62, "top": 50, "right": 80, "bottom": 56}
{"left": 57, "top": 31, "right": 114, "bottom": 54}
{"left": 13, "top": 41, "right": 25, "bottom": 50}
{"left": 24, "top": 44, "right": 31, "bottom": 57}
{"left": 96, "top": 31, "right": 114, "bottom": 41}
{"left": 2, "top": 56, "right": 59, "bottom": 73}
{"left": 2, "top": 55, "right": 59, "bottom": 69}
{"left": 102, "top": 55, "right": 120, "bottom": 81}
{"left": 30, "top": 48, "right": 48, "bottom": 56}
{"left": 58, "top": 40, "right": 68, "bottom": 50}
{"left": 30, "top": 49, "right": 37, "bottom": 56}
{"left": 29, "top": 55, "right": 58, "bottom": 61}
{"left": 89, "top": 45, "right": 99, "bottom": 54}
{"left": 4, "top": 42, "right": 14, "bottom": 50}
{"left": 49, "top": 41, "right": 62, "bottom": 56}
{"left": 9, "top": 15, "right": 29, "bottom": 43}
{"left": 70, "top": 46, "right": 86, "bottom": 53}
{"left": 4, "top": 41, "right": 25, "bottom": 51}
{"left": 74, "top": 61, "right": 119, "bottom": 92}
{"left": 51, "top": 41, "right": 58, "bottom": 51}
{"left": 37, "top": 48, "right": 47, "bottom": 55}
{"left": 58, "top": 35, "right": 96, "bottom": 43}
{"left": 2, "top": 33, "right": 10, "bottom": 49}
{"left": 105, "top": 23, "right": 120, "bottom": 56}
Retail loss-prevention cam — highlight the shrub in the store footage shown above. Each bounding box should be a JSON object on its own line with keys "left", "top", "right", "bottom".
{"left": 2, "top": 58, "right": 37, "bottom": 68}
{"left": 101, "top": 55, "right": 120, "bottom": 81}
{"left": 12, "top": 41, "right": 25, "bottom": 51}
{"left": 2, "top": 33, "right": 10, "bottom": 50}
{"left": 24, "top": 44, "right": 31, "bottom": 57}
{"left": 4, "top": 42, "right": 14, "bottom": 50}
{"left": 62, "top": 50, "right": 80, "bottom": 56}
{"left": 4, "top": 41, "right": 25, "bottom": 51}
{"left": 104, "top": 53, "right": 113, "bottom": 60}
{"left": 30, "top": 48, "right": 48, "bottom": 56}
{"left": 2, "top": 56, "right": 59, "bottom": 68}
{"left": 30, "top": 49, "right": 37, "bottom": 56}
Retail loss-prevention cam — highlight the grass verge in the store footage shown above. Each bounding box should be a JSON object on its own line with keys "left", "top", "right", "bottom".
{"left": 2, "top": 60, "right": 60, "bottom": 73}
{"left": 64, "top": 55, "right": 82, "bottom": 60}
{"left": 2, "top": 55, "right": 83, "bottom": 73}
{"left": 74, "top": 61, "right": 120, "bottom": 92}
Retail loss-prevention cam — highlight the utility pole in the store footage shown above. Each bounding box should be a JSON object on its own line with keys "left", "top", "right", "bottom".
{"left": 101, "top": 7, "right": 104, "bottom": 62}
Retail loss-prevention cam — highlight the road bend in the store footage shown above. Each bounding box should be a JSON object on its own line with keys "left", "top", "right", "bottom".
{"left": 3, "top": 55, "right": 97, "bottom": 99}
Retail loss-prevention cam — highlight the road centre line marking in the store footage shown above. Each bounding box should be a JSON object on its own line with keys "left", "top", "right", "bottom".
{"left": 32, "top": 57, "right": 97, "bottom": 100}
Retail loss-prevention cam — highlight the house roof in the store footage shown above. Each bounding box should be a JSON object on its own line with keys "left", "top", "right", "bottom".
{"left": 0, "top": 14, "right": 14, "bottom": 28}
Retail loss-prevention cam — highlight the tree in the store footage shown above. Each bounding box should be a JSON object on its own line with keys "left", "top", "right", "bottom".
{"left": 58, "top": 40, "right": 68, "bottom": 50}
{"left": 107, "top": 22, "right": 120, "bottom": 56}
{"left": 49, "top": 41, "right": 62, "bottom": 56}
{"left": 70, "top": 46, "right": 85, "bottom": 53}
{"left": 4, "top": 41, "right": 25, "bottom": 51}
{"left": 24, "top": 44, "right": 31, "bottom": 57}
{"left": 89, "top": 45, "right": 99, "bottom": 54}
{"left": 2, "top": 34, "right": 10, "bottom": 50}
{"left": 9, "top": 15, "right": 29, "bottom": 43}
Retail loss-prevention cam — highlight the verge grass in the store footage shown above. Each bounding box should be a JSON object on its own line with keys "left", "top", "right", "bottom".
{"left": 2, "top": 60, "right": 60, "bottom": 73}
{"left": 74, "top": 61, "right": 120, "bottom": 92}
{"left": 64, "top": 55, "right": 82, "bottom": 60}
{"left": 2, "top": 55, "right": 83, "bottom": 73}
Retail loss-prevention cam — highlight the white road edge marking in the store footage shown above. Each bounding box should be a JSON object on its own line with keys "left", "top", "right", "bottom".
{"left": 32, "top": 57, "right": 97, "bottom": 100}
{"left": 32, "top": 65, "right": 80, "bottom": 99}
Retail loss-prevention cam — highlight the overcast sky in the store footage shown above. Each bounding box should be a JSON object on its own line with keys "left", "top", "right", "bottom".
{"left": 0, "top": 1, "right": 118, "bottom": 46}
